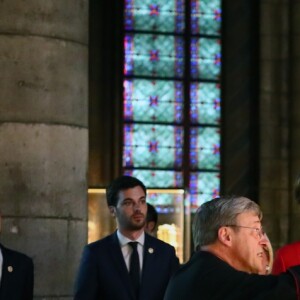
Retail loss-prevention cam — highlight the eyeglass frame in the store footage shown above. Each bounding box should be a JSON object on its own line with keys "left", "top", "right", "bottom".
{"left": 225, "top": 225, "right": 265, "bottom": 239}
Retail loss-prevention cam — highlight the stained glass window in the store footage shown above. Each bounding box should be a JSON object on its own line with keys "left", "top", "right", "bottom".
{"left": 190, "top": 82, "right": 221, "bottom": 125}
{"left": 125, "top": 0, "right": 185, "bottom": 33}
{"left": 124, "top": 169, "right": 183, "bottom": 189}
{"left": 191, "top": 0, "right": 221, "bottom": 35}
{"left": 123, "top": 0, "right": 222, "bottom": 212}
{"left": 190, "top": 38, "right": 221, "bottom": 80}
{"left": 124, "top": 34, "right": 185, "bottom": 78}
{"left": 124, "top": 79, "right": 184, "bottom": 123}
{"left": 123, "top": 124, "right": 183, "bottom": 169}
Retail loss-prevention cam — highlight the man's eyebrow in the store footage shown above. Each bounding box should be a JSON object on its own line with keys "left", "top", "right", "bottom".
{"left": 253, "top": 220, "right": 262, "bottom": 225}
{"left": 121, "top": 198, "right": 133, "bottom": 201}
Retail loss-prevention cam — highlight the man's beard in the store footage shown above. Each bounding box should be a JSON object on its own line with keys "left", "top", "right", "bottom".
{"left": 117, "top": 211, "right": 146, "bottom": 231}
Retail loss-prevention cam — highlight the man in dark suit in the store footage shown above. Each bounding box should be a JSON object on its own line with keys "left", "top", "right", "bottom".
{"left": 74, "top": 175, "right": 179, "bottom": 300}
{"left": 164, "top": 196, "right": 300, "bottom": 300}
{"left": 0, "top": 215, "right": 34, "bottom": 300}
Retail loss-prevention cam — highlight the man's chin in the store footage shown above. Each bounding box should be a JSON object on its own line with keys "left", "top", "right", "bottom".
{"left": 129, "top": 221, "right": 146, "bottom": 231}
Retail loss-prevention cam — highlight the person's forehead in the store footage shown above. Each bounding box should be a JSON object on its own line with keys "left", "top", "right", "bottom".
{"left": 236, "top": 211, "right": 261, "bottom": 225}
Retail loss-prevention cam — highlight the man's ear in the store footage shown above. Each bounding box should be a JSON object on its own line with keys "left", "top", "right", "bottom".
{"left": 109, "top": 206, "right": 116, "bottom": 218}
{"left": 218, "top": 226, "right": 232, "bottom": 246}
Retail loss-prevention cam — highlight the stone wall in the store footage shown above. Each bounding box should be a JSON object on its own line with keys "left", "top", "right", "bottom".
{"left": 259, "top": 0, "right": 300, "bottom": 249}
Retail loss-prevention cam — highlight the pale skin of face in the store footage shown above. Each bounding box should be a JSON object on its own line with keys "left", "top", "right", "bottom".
{"left": 109, "top": 186, "right": 148, "bottom": 240}
{"left": 259, "top": 233, "right": 273, "bottom": 275}
{"left": 203, "top": 211, "right": 266, "bottom": 274}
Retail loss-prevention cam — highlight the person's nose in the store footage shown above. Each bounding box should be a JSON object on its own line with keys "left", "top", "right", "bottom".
{"left": 259, "top": 233, "right": 268, "bottom": 245}
{"left": 133, "top": 201, "right": 141, "bottom": 210}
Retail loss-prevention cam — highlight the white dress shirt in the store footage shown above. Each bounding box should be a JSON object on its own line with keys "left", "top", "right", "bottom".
{"left": 117, "top": 230, "right": 145, "bottom": 273}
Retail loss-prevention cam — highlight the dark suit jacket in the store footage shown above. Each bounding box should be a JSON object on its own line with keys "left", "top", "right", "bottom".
{"left": 74, "top": 232, "right": 179, "bottom": 300}
{"left": 0, "top": 243, "right": 34, "bottom": 300}
{"left": 273, "top": 241, "right": 300, "bottom": 274}
{"left": 164, "top": 251, "right": 300, "bottom": 300}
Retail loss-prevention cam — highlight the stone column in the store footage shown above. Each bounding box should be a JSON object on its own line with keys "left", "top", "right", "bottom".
{"left": 259, "top": 0, "right": 291, "bottom": 249}
{"left": 289, "top": 0, "right": 300, "bottom": 241}
{"left": 0, "top": 1, "right": 88, "bottom": 299}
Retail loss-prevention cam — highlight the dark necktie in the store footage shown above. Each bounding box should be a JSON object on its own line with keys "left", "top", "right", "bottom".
{"left": 128, "top": 242, "right": 140, "bottom": 298}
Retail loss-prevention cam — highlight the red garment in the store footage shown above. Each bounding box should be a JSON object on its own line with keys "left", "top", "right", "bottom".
{"left": 273, "top": 241, "right": 300, "bottom": 274}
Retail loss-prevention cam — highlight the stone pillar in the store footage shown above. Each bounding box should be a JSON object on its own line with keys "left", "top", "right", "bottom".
{"left": 260, "top": 0, "right": 300, "bottom": 247}
{"left": 259, "top": 0, "right": 291, "bottom": 249}
{"left": 290, "top": 0, "right": 300, "bottom": 241}
{"left": 0, "top": 1, "right": 88, "bottom": 299}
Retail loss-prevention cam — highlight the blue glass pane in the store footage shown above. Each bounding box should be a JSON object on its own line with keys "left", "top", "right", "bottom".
{"left": 190, "top": 37, "right": 221, "bottom": 80}
{"left": 191, "top": 0, "right": 221, "bottom": 35}
{"left": 123, "top": 124, "right": 183, "bottom": 168}
{"left": 125, "top": 0, "right": 185, "bottom": 33}
{"left": 124, "top": 79, "right": 184, "bottom": 123}
{"left": 190, "top": 127, "right": 220, "bottom": 170}
{"left": 124, "top": 33, "right": 184, "bottom": 78}
{"left": 190, "top": 82, "right": 221, "bottom": 125}
{"left": 189, "top": 172, "right": 220, "bottom": 212}
{"left": 124, "top": 169, "right": 183, "bottom": 188}
{"left": 147, "top": 192, "right": 184, "bottom": 214}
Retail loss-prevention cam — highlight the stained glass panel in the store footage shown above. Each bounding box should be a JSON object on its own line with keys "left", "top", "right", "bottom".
{"left": 190, "top": 127, "right": 220, "bottom": 170}
{"left": 190, "top": 82, "right": 221, "bottom": 125}
{"left": 147, "top": 191, "right": 184, "bottom": 214}
{"left": 124, "top": 33, "right": 184, "bottom": 77}
{"left": 123, "top": 124, "right": 183, "bottom": 168}
{"left": 124, "top": 169, "right": 183, "bottom": 188}
{"left": 189, "top": 172, "right": 220, "bottom": 212}
{"left": 124, "top": 79, "right": 184, "bottom": 123}
{"left": 190, "top": 37, "right": 221, "bottom": 80}
{"left": 125, "top": 0, "right": 185, "bottom": 33}
{"left": 191, "top": 0, "right": 221, "bottom": 35}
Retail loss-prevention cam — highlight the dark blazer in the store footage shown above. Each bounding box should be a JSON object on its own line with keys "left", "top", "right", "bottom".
{"left": 0, "top": 243, "right": 34, "bottom": 300}
{"left": 273, "top": 241, "right": 300, "bottom": 274}
{"left": 74, "top": 231, "right": 179, "bottom": 300}
{"left": 164, "top": 251, "right": 300, "bottom": 300}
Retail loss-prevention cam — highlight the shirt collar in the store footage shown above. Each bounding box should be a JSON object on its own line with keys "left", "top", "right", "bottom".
{"left": 117, "top": 230, "right": 145, "bottom": 247}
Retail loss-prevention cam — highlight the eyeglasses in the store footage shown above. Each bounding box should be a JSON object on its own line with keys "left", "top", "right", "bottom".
{"left": 226, "top": 225, "right": 265, "bottom": 239}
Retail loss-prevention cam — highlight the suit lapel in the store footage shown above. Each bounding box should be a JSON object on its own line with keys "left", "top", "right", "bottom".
{"left": 109, "top": 232, "right": 136, "bottom": 299}
{"left": 140, "top": 235, "right": 156, "bottom": 297}
{"left": 0, "top": 244, "right": 12, "bottom": 298}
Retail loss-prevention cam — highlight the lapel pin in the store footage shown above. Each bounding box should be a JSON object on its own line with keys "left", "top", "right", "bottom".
{"left": 148, "top": 248, "right": 154, "bottom": 254}
{"left": 8, "top": 266, "right": 13, "bottom": 272}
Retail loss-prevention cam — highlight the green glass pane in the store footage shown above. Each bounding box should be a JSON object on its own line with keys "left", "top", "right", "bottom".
{"left": 124, "top": 169, "right": 183, "bottom": 188}
{"left": 190, "top": 82, "right": 221, "bottom": 125}
{"left": 124, "top": 33, "right": 184, "bottom": 77}
{"left": 191, "top": 37, "right": 221, "bottom": 80}
{"left": 123, "top": 124, "right": 183, "bottom": 168}
{"left": 189, "top": 172, "right": 220, "bottom": 212}
{"left": 190, "top": 127, "right": 220, "bottom": 170}
{"left": 191, "top": 0, "right": 221, "bottom": 35}
{"left": 124, "top": 79, "right": 184, "bottom": 123}
{"left": 125, "top": 0, "right": 185, "bottom": 33}
{"left": 147, "top": 192, "right": 184, "bottom": 214}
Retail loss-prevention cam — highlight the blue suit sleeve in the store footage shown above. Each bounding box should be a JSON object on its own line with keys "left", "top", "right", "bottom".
{"left": 74, "top": 246, "right": 99, "bottom": 300}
